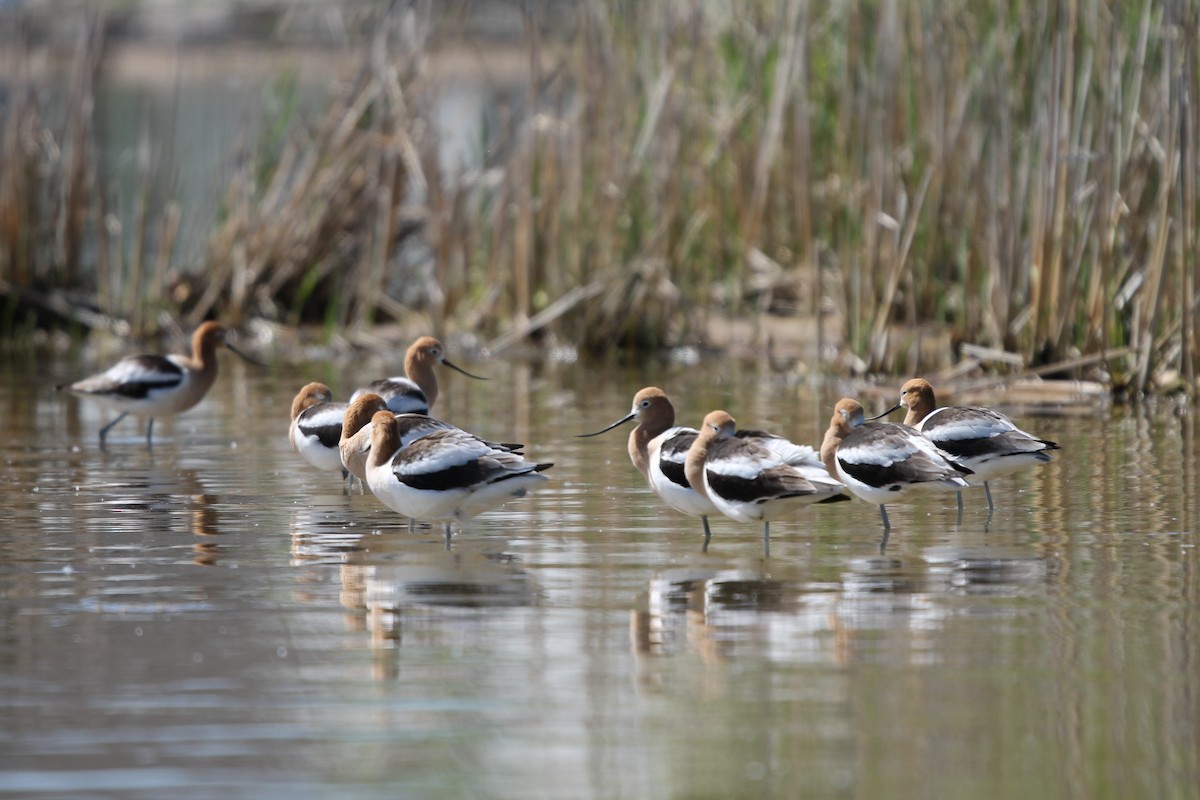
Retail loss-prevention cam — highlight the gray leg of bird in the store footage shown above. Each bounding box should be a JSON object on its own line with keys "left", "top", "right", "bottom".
{"left": 98, "top": 412, "right": 129, "bottom": 448}
{"left": 145, "top": 418, "right": 155, "bottom": 446}
{"left": 443, "top": 524, "right": 452, "bottom": 550}
{"left": 762, "top": 522, "right": 770, "bottom": 559}
{"left": 878, "top": 527, "right": 890, "bottom": 554}
{"left": 878, "top": 504, "right": 891, "bottom": 531}
{"left": 701, "top": 516, "right": 712, "bottom": 553}
{"left": 983, "top": 481, "right": 995, "bottom": 510}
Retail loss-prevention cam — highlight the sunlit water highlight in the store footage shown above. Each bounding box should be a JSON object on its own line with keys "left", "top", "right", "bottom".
{"left": 1, "top": 350, "right": 1197, "bottom": 799}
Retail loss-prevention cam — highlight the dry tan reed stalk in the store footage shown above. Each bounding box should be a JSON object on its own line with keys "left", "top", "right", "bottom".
{"left": 125, "top": 116, "right": 152, "bottom": 334}
{"left": 1133, "top": 139, "right": 1175, "bottom": 392}
{"left": 1182, "top": 1, "right": 1200, "bottom": 389}
{"left": 868, "top": 165, "right": 934, "bottom": 371}
{"left": 741, "top": 0, "right": 798, "bottom": 251}
{"left": 60, "top": 18, "right": 102, "bottom": 291}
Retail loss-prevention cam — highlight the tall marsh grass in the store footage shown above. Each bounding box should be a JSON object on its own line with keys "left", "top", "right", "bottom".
{"left": 1, "top": 2, "right": 1197, "bottom": 394}
{"left": 481, "top": 0, "right": 1199, "bottom": 391}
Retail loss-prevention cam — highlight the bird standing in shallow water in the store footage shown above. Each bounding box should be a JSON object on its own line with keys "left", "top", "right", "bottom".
{"left": 684, "top": 410, "right": 847, "bottom": 558}
{"left": 579, "top": 387, "right": 845, "bottom": 553}
{"left": 60, "top": 321, "right": 259, "bottom": 447}
{"left": 880, "top": 377, "right": 1061, "bottom": 511}
{"left": 365, "top": 411, "right": 552, "bottom": 546}
{"left": 350, "top": 336, "right": 485, "bottom": 415}
{"left": 339, "top": 394, "right": 393, "bottom": 486}
{"left": 820, "top": 398, "right": 972, "bottom": 543}
{"left": 289, "top": 383, "right": 349, "bottom": 476}
{"left": 578, "top": 387, "right": 723, "bottom": 550}
{"left": 340, "top": 393, "right": 525, "bottom": 489}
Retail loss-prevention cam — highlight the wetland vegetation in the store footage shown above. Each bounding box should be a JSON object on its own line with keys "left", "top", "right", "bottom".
{"left": 1, "top": 1, "right": 1197, "bottom": 396}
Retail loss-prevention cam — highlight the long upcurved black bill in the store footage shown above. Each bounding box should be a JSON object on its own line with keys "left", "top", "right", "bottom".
{"left": 225, "top": 341, "right": 266, "bottom": 367}
{"left": 576, "top": 412, "right": 637, "bottom": 438}
{"left": 866, "top": 403, "right": 903, "bottom": 421}
{"left": 441, "top": 358, "right": 488, "bottom": 381}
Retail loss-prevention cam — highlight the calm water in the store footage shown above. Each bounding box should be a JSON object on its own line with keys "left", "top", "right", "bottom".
{"left": 1, "top": 346, "right": 1197, "bottom": 799}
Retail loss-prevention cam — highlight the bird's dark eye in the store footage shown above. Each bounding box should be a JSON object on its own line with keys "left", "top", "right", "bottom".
{"left": 640, "top": 400, "right": 651, "bottom": 408}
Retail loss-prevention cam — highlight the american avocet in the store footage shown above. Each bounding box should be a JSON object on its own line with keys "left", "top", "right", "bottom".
{"left": 820, "top": 398, "right": 972, "bottom": 534}
{"left": 339, "top": 393, "right": 392, "bottom": 485}
{"left": 365, "top": 411, "right": 551, "bottom": 544}
{"left": 289, "top": 382, "right": 349, "bottom": 476}
{"left": 340, "top": 393, "right": 458, "bottom": 527}
{"left": 578, "top": 387, "right": 723, "bottom": 549}
{"left": 350, "top": 336, "right": 485, "bottom": 415}
{"left": 60, "top": 321, "right": 259, "bottom": 447}
{"left": 882, "top": 377, "right": 1061, "bottom": 510}
{"left": 579, "top": 387, "right": 846, "bottom": 551}
{"left": 684, "top": 410, "right": 847, "bottom": 557}
{"left": 340, "top": 394, "right": 526, "bottom": 487}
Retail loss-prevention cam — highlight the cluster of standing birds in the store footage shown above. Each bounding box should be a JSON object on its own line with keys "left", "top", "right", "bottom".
{"left": 582, "top": 382, "right": 1059, "bottom": 554}
{"left": 59, "top": 324, "right": 1060, "bottom": 554}
{"left": 287, "top": 336, "right": 551, "bottom": 543}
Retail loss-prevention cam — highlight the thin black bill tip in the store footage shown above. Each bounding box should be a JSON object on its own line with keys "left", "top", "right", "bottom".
{"left": 226, "top": 342, "right": 267, "bottom": 367}
{"left": 442, "top": 358, "right": 488, "bottom": 381}
{"left": 866, "top": 403, "right": 903, "bottom": 421}
{"left": 576, "top": 413, "right": 637, "bottom": 438}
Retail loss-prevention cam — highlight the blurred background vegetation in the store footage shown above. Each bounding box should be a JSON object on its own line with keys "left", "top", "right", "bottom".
{"left": 0, "top": 1, "right": 1197, "bottom": 395}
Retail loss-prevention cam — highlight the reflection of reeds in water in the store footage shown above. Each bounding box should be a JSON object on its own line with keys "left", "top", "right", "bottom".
{"left": 3, "top": 5, "right": 1197, "bottom": 389}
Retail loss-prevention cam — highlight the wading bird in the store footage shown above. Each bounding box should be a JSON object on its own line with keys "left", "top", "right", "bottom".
{"left": 879, "top": 378, "right": 1060, "bottom": 510}
{"left": 351, "top": 336, "right": 485, "bottom": 415}
{"left": 684, "top": 410, "right": 847, "bottom": 557}
{"left": 821, "top": 398, "right": 971, "bottom": 544}
{"left": 61, "top": 321, "right": 259, "bottom": 447}
{"left": 366, "top": 411, "right": 552, "bottom": 546}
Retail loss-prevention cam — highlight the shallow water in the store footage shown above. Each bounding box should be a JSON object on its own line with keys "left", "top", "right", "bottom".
{"left": 1, "top": 348, "right": 1198, "bottom": 799}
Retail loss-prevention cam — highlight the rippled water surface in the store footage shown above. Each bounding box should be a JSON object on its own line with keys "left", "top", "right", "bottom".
{"left": 2, "top": 348, "right": 1198, "bottom": 799}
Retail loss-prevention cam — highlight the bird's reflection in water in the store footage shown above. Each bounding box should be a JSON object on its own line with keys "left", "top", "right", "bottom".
{"left": 189, "top": 493, "right": 222, "bottom": 566}
{"left": 921, "top": 544, "right": 1055, "bottom": 594}
{"left": 65, "top": 457, "right": 227, "bottom": 567}
{"left": 338, "top": 537, "right": 537, "bottom": 680}
{"left": 633, "top": 566, "right": 794, "bottom": 664}
{"left": 289, "top": 496, "right": 372, "bottom": 566}
{"left": 634, "top": 544, "right": 1056, "bottom": 670}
